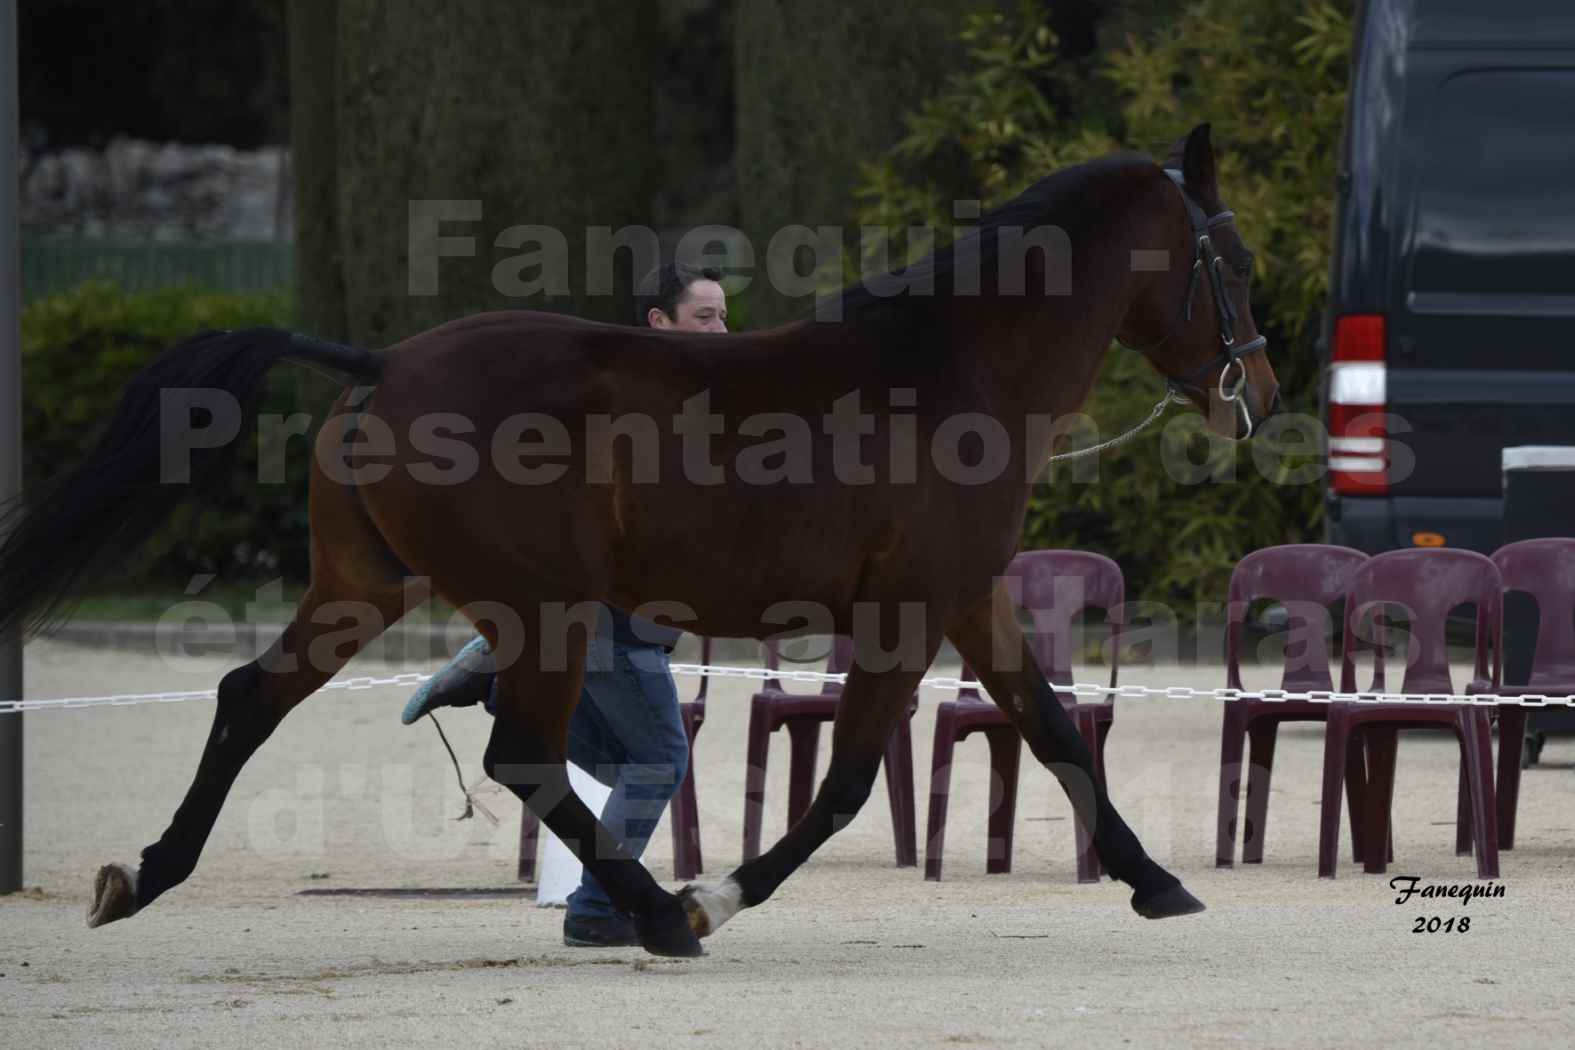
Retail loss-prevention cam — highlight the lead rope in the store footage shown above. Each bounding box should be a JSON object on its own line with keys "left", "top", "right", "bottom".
{"left": 1044, "top": 387, "right": 1188, "bottom": 464}
{"left": 426, "top": 712, "right": 499, "bottom": 826}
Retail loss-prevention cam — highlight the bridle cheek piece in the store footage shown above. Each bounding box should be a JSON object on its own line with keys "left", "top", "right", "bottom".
{"left": 1117, "top": 168, "right": 1270, "bottom": 437}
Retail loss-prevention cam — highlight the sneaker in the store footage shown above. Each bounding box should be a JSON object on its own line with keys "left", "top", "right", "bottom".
{"left": 562, "top": 911, "right": 641, "bottom": 948}
{"left": 401, "top": 636, "right": 498, "bottom": 725}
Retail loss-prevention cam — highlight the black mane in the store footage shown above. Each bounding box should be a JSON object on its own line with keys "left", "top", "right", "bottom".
{"left": 826, "top": 151, "right": 1157, "bottom": 319}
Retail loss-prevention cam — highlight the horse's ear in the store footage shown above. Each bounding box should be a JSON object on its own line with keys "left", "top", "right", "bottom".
{"left": 1181, "top": 123, "right": 1217, "bottom": 193}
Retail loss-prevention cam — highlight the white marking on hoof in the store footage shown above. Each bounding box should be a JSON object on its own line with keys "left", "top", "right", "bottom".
{"left": 86, "top": 862, "right": 140, "bottom": 928}
{"left": 678, "top": 877, "right": 745, "bottom": 938}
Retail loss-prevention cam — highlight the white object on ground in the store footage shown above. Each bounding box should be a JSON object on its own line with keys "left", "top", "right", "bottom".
{"left": 535, "top": 763, "right": 647, "bottom": 907}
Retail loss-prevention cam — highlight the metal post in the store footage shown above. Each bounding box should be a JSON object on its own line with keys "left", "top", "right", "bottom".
{"left": 0, "top": 0, "right": 25, "bottom": 893}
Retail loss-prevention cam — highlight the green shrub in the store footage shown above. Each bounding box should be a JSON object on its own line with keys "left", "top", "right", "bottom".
{"left": 856, "top": 0, "right": 1354, "bottom": 615}
{"left": 21, "top": 281, "right": 312, "bottom": 586}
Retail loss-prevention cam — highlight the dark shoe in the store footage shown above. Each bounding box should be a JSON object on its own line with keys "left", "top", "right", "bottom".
{"left": 563, "top": 911, "right": 642, "bottom": 948}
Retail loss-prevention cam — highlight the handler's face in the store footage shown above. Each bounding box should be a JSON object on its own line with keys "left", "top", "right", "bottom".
{"left": 665, "top": 279, "right": 728, "bottom": 333}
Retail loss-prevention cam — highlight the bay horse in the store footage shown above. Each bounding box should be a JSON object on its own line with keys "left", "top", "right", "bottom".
{"left": 0, "top": 125, "right": 1276, "bottom": 957}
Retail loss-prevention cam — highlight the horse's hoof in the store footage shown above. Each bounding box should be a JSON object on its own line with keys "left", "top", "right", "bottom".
{"left": 636, "top": 894, "right": 704, "bottom": 958}
{"left": 86, "top": 862, "right": 140, "bottom": 928}
{"left": 677, "top": 877, "right": 744, "bottom": 939}
{"left": 676, "top": 884, "right": 712, "bottom": 938}
{"left": 1131, "top": 882, "right": 1206, "bottom": 919}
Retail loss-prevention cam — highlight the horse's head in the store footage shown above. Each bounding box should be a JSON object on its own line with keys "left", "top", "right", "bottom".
{"left": 1117, "top": 124, "right": 1278, "bottom": 440}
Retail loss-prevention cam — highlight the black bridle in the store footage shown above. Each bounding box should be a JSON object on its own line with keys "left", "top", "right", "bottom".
{"left": 1118, "top": 168, "right": 1269, "bottom": 417}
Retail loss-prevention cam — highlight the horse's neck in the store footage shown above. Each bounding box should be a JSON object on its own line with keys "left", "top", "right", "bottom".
{"left": 958, "top": 267, "right": 1140, "bottom": 466}
{"left": 787, "top": 185, "right": 1152, "bottom": 443}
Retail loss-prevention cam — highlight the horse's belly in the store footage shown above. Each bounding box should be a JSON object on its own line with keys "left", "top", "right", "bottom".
{"left": 606, "top": 523, "right": 863, "bottom": 635}
{"left": 608, "top": 550, "right": 863, "bottom": 639}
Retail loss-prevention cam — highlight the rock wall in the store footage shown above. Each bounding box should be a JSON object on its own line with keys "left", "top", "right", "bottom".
{"left": 20, "top": 139, "right": 292, "bottom": 242}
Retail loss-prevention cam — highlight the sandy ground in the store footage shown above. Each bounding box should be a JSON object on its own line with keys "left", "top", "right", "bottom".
{"left": 4, "top": 638, "right": 1575, "bottom": 1049}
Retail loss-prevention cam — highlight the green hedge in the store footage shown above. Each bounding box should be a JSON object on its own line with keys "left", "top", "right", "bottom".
{"left": 21, "top": 281, "right": 313, "bottom": 585}
{"left": 856, "top": 0, "right": 1353, "bottom": 615}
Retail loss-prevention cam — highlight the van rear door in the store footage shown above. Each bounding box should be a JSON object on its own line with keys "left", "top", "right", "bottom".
{"left": 1386, "top": 60, "right": 1575, "bottom": 548}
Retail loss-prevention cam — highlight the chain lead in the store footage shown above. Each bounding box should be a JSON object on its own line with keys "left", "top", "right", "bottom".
{"left": 1043, "top": 388, "right": 1188, "bottom": 464}
{"left": 5, "top": 662, "right": 1572, "bottom": 713}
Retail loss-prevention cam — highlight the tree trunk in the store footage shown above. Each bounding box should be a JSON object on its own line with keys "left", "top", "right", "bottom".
{"left": 332, "top": 1, "right": 659, "bottom": 346}
{"left": 289, "top": 0, "right": 348, "bottom": 344}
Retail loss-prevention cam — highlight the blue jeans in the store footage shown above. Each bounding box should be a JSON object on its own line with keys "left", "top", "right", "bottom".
{"left": 482, "top": 633, "right": 688, "bottom": 921}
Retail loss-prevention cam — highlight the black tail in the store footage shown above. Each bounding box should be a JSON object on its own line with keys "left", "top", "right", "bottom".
{"left": 0, "top": 326, "right": 381, "bottom": 636}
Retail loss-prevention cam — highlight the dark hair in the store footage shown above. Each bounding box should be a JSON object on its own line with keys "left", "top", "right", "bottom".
{"left": 634, "top": 262, "right": 723, "bottom": 326}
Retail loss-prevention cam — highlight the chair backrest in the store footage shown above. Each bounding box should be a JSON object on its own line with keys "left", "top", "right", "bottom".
{"left": 1491, "top": 537, "right": 1575, "bottom": 686}
{"left": 1003, "top": 549, "right": 1125, "bottom": 695}
{"left": 762, "top": 635, "right": 854, "bottom": 695}
{"left": 1340, "top": 548, "right": 1502, "bottom": 695}
{"left": 1226, "top": 544, "right": 1369, "bottom": 692}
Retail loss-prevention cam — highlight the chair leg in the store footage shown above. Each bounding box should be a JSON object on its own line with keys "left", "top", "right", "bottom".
{"left": 924, "top": 708, "right": 959, "bottom": 881}
{"left": 1093, "top": 719, "right": 1113, "bottom": 879}
{"left": 1343, "top": 738, "right": 1395, "bottom": 865}
{"left": 785, "top": 719, "right": 821, "bottom": 830}
{"left": 670, "top": 753, "right": 702, "bottom": 882}
{"left": 1344, "top": 733, "right": 1369, "bottom": 863}
{"left": 517, "top": 807, "right": 540, "bottom": 883}
{"left": 984, "top": 728, "right": 1022, "bottom": 875}
{"left": 1496, "top": 708, "right": 1529, "bottom": 851}
{"left": 1362, "top": 727, "right": 1399, "bottom": 875}
{"left": 691, "top": 770, "right": 704, "bottom": 875}
{"left": 742, "top": 700, "right": 773, "bottom": 863}
{"left": 1455, "top": 757, "right": 1472, "bottom": 856}
{"left": 1072, "top": 710, "right": 1102, "bottom": 884}
{"left": 1215, "top": 705, "right": 1248, "bottom": 868}
{"left": 1461, "top": 710, "right": 1500, "bottom": 880}
{"left": 882, "top": 716, "right": 918, "bottom": 868}
{"left": 1318, "top": 711, "right": 1350, "bottom": 878}
{"left": 1242, "top": 720, "right": 1280, "bottom": 865}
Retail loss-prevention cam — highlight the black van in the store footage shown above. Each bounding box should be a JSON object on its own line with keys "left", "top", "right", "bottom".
{"left": 1321, "top": 0, "right": 1575, "bottom": 555}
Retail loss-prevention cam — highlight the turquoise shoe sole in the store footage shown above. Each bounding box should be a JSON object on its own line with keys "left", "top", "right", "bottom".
{"left": 401, "top": 635, "right": 496, "bottom": 725}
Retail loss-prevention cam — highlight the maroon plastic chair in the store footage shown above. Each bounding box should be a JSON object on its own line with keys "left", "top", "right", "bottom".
{"left": 670, "top": 636, "right": 710, "bottom": 879}
{"left": 517, "top": 636, "right": 709, "bottom": 883}
{"left": 1318, "top": 549, "right": 1502, "bottom": 879}
{"left": 1468, "top": 538, "right": 1575, "bottom": 850}
{"left": 1216, "top": 544, "right": 1378, "bottom": 867}
{"left": 923, "top": 664, "right": 1021, "bottom": 881}
{"left": 925, "top": 549, "right": 1123, "bottom": 883}
{"left": 741, "top": 636, "right": 918, "bottom": 866}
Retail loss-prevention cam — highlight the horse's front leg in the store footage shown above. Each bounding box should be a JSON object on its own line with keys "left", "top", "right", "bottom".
{"left": 946, "top": 585, "right": 1205, "bottom": 919}
{"left": 679, "top": 638, "right": 937, "bottom": 939}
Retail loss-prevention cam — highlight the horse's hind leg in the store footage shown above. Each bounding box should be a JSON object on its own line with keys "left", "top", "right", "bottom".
{"left": 945, "top": 586, "right": 1204, "bottom": 919}
{"left": 88, "top": 574, "right": 422, "bottom": 926}
{"left": 88, "top": 452, "right": 422, "bottom": 926}
{"left": 481, "top": 616, "right": 702, "bottom": 957}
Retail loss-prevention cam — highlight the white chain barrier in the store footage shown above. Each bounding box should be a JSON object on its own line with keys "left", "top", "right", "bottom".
{"left": 3, "top": 663, "right": 1573, "bottom": 715}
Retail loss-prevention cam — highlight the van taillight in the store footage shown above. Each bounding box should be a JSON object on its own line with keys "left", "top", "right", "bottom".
{"left": 1327, "top": 314, "right": 1388, "bottom": 495}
